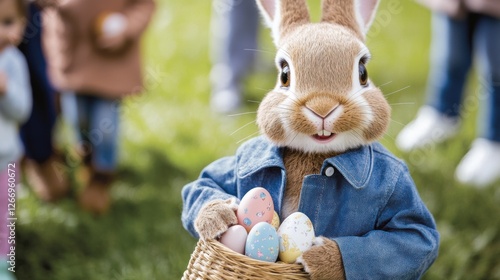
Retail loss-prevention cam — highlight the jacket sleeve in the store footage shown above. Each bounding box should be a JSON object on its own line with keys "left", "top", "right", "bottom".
{"left": 333, "top": 168, "right": 440, "bottom": 279}
{"left": 181, "top": 156, "right": 239, "bottom": 238}
{"left": 0, "top": 54, "right": 32, "bottom": 124}
{"left": 123, "top": 0, "right": 156, "bottom": 40}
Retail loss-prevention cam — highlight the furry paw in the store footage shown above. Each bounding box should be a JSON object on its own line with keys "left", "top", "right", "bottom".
{"left": 194, "top": 198, "right": 238, "bottom": 239}
{"left": 296, "top": 237, "right": 345, "bottom": 280}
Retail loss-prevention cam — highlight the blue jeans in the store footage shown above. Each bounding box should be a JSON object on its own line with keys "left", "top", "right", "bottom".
{"left": 426, "top": 12, "right": 500, "bottom": 142}
{"left": 62, "top": 94, "right": 120, "bottom": 172}
{"left": 19, "top": 3, "right": 57, "bottom": 163}
{"left": 211, "top": 0, "right": 259, "bottom": 93}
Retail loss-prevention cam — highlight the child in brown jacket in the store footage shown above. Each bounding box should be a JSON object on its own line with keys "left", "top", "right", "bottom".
{"left": 39, "top": 0, "right": 155, "bottom": 214}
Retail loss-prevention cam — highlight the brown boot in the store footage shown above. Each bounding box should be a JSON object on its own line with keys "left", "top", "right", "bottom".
{"left": 23, "top": 154, "right": 70, "bottom": 202}
{"left": 78, "top": 171, "right": 114, "bottom": 215}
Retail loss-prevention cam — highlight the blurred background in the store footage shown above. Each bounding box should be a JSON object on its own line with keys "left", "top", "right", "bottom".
{"left": 11, "top": 0, "right": 500, "bottom": 279}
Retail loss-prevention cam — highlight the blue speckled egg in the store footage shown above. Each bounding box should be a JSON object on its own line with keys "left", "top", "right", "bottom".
{"left": 245, "top": 222, "right": 279, "bottom": 262}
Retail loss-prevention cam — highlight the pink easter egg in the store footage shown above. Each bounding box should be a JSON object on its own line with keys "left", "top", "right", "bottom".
{"left": 237, "top": 187, "right": 274, "bottom": 232}
{"left": 219, "top": 225, "right": 248, "bottom": 254}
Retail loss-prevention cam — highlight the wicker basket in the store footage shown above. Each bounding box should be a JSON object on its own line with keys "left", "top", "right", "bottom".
{"left": 183, "top": 239, "right": 310, "bottom": 280}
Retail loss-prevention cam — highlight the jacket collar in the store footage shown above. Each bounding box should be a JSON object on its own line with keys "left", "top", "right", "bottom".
{"left": 238, "top": 137, "right": 373, "bottom": 189}
{"left": 323, "top": 144, "right": 373, "bottom": 189}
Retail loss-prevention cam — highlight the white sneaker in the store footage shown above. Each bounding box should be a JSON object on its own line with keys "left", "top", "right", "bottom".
{"left": 210, "top": 89, "right": 241, "bottom": 114}
{"left": 396, "top": 106, "right": 460, "bottom": 152}
{"left": 455, "top": 139, "right": 500, "bottom": 187}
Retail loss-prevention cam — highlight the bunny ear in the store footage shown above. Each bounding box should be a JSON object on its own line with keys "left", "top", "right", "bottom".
{"left": 256, "top": 0, "right": 310, "bottom": 45}
{"left": 321, "top": 0, "right": 380, "bottom": 39}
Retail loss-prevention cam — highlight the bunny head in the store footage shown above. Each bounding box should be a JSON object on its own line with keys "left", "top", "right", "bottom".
{"left": 255, "top": 0, "right": 391, "bottom": 154}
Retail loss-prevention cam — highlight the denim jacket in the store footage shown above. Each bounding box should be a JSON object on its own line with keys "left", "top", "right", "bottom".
{"left": 182, "top": 136, "right": 439, "bottom": 279}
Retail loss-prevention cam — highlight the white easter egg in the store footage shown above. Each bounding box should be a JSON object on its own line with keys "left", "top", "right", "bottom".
{"left": 219, "top": 225, "right": 248, "bottom": 254}
{"left": 277, "top": 212, "right": 315, "bottom": 263}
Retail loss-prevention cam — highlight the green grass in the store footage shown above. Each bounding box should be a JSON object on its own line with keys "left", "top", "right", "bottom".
{"left": 14, "top": 0, "right": 500, "bottom": 279}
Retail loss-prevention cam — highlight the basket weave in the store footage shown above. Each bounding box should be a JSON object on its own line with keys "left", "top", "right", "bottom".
{"left": 183, "top": 239, "right": 310, "bottom": 280}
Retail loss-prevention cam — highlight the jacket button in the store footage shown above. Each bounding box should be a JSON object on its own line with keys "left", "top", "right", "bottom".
{"left": 325, "top": 166, "right": 335, "bottom": 177}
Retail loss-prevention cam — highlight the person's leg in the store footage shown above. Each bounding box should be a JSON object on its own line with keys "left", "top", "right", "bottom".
{"left": 19, "top": 3, "right": 57, "bottom": 164}
{"left": 474, "top": 15, "right": 500, "bottom": 143}
{"left": 396, "top": 13, "right": 473, "bottom": 151}
{"left": 426, "top": 13, "right": 474, "bottom": 117}
{"left": 210, "top": 0, "right": 259, "bottom": 113}
{"left": 87, "top": 96, "right": 119, "bottom": 173}
{"left": 455, "top": 14, "right": 500, "bottom": 187}
{"left": 78, "top": 96, "right": 120, "bottom": 214}
{"left": 19, "top": 3, "right": 69, "bottom": 202}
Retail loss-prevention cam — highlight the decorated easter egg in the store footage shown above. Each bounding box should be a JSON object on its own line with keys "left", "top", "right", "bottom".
{"left": 277, "top": 212, "right": 315, "bottom": 263}
{"left": 245, "top": 222, "right": 279, "bottom": 262}
{"left": 237, "top": 187, "right": 274, "bottom": 232}
{"left": 219, "top": 225, "right": 248, "bottom": 254}
{"left": 271, "top": 211, "right": 280, "bottom": 230}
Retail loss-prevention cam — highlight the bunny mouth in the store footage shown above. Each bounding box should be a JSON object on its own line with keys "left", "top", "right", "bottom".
{"left": 312, "top": 130, "right": 336, "bottom": 143}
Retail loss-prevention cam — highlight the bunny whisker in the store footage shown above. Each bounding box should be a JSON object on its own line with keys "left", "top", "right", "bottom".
{"left": 254, "top": 87, "right": 276, "bottom": 93}
{"left": 227, "top": 111, "right": 257, "bottom": 117}
{"left": 389, "top": 102, "right": 415, "bottom": 106}
{"left": 230, "top": 120, "right": 257, "bottom": 136}
{"left": 390, "top": 118, "right": 406, "bottom": 127}
{"left": 244, "top": 48, "right": 275, "bottom": 54}
{"left": 376, "top": 80, "right": 393, "bottom": 88}
{"left": 276, "top": 105, "right": 296, "bottom": 113}
{"left": 382, "top": 130, "right": 397, "bottom": 142}
{"left": 246, "top": 100, "right": 261, "bottom": 104}
{"left": 384, "top": 85, "right": 411, "bottom": 98}
{"left": 285, "top": 130, "right": 300, "bottom": 147}
{"left": 236, "top": 131, "right": 260, "bottom": 144}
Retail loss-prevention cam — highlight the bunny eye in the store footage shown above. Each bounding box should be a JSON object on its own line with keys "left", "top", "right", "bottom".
{"left": 280, "top": 61, "right": 291, "bottom": 89}
{"left": 359, "top": 61, "right": 368, "bottom": 87}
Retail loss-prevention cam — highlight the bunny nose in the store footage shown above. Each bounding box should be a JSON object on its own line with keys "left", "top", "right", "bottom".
{"left": 304, "top": 104, "right": 339, "bottom": 119}
{"left": 303, "top": 102, "right": 342, "bottom": 133}
{"left": 304, "top": 97, "right": 339, "bottom": 118}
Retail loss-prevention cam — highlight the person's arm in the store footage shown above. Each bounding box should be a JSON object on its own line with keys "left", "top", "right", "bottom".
{"left": 96, "top": 0, "right": 156, "bottom": 52}
{"left": 122, "top": 0, "right": 156, "bottom": 40}
{"left": 0, "top": 72, "right": 6, "bottom": 96}
{"left": 0, "top": 54, "right": 32, "bottom": 124}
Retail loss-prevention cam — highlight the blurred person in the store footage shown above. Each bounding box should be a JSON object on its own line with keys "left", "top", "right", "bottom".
{"left": 210, "top": 0, "right": 260, "bottom": 113}
{"left": 18, "top": 1, "right": 69, "bottom": 202}
{"left": 0, "top": 0, "right": 31, "bottom": 278}
{"left": 38, "top": 0, "right": 155, "bottom": 214}
{"left": 396, "top": 0, "right": 500, "bottom": 187}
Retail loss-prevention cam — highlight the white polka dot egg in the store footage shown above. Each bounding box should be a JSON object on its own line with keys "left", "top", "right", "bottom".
{"left": 277, "top": 212, "right": 315, "bottom": 263}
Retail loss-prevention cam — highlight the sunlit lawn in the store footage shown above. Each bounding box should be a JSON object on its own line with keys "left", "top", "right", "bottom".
{"left": 15, "top": 1, "right": 499, "bottom": 279}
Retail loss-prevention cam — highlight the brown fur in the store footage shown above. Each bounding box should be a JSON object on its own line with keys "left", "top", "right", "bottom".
{"left": 321, "top": 0, "right": 363, "bottom": 39}
{"left": 278, "top": 0, "right": 310, "bottom": 40}
{"left": 194, "top": 199, "right": 238, "bottom": 239}
{"left": 363, "top": 88, "right": 392, "bottom": 141}
{"left": 302, "top": 237, "right": 346, "bottom": 280}
{"left": 282, "top": 149, "right": 339, "bottom": 219}
{"left": 287, "top": 24, "right": 358, "bottom": 95}
{"left": 256, "top": 89, "right": 288, "bottom": 143}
